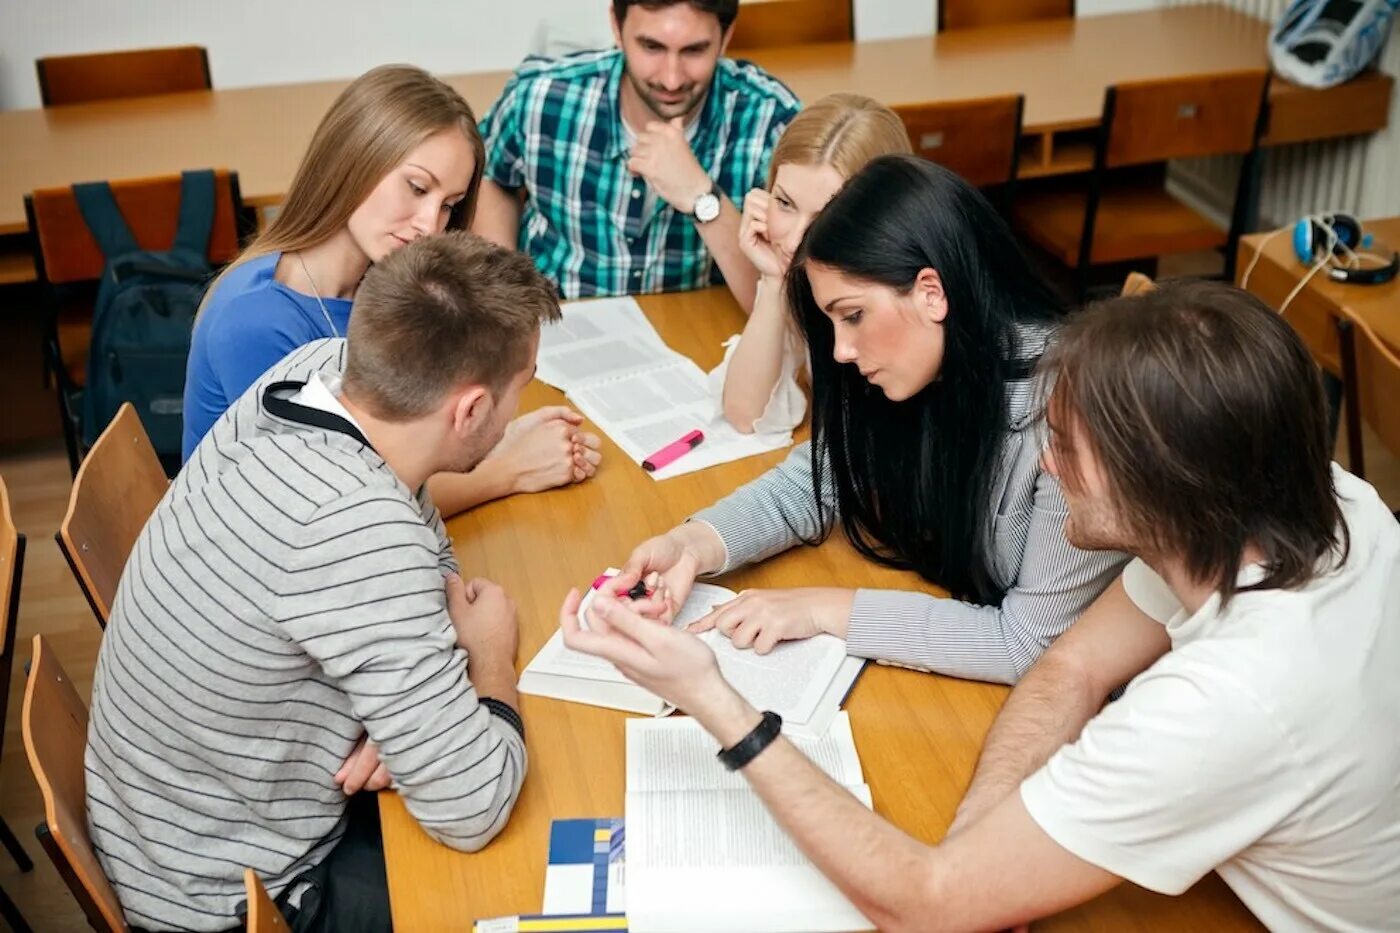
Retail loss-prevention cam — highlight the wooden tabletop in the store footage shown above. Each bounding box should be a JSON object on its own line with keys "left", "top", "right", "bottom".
{"left": 1237, "top": 216, "right": 1400, "bottom": 374}
{"left": 0, "top": 4, "right": 1391, "bottom": 236}
{"left": 378, "top": 286, "right": 1263, "bottom": 932}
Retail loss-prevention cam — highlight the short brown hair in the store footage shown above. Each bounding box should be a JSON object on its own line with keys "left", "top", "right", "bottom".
{"left": 612, "top": 0, "right": 739, "bottom": 32}
{"left": 1041, "top": 279, "right": 1347, "bottom": 604}
{"left": 344, "top": 232, "right": 559, "bottom": 420}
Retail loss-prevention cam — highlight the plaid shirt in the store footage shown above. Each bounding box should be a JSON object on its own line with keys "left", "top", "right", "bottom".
{"left": 480, "top": 48, "right": 800, "bottom": 298}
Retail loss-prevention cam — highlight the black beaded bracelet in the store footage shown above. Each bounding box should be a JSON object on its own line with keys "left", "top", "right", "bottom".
{"left": 716, "top": 710, "right": 782, "bottom": 771}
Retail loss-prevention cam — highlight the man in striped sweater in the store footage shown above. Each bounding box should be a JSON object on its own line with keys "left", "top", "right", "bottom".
{"left": 85, "top": 232, "right": 557, "bottom": 932}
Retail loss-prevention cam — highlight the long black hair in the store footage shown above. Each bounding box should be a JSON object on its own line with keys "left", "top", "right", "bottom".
{"left": 787, "top": 155, "right": 1065, "bottom": 604}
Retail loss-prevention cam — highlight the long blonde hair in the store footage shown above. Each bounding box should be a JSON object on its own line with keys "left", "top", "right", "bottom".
{"left": 767, "top": 93, "right": 912, "bottom": 188}
{"left": 203, "top": 64, "right": 485, "bottom": 308}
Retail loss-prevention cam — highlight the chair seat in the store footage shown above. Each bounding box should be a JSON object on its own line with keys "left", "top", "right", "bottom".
{"left": 1014, "top": 179, "right": 1228, "bottom": 267}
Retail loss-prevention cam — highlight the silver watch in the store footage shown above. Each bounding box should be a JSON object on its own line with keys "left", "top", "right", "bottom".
{"left": 692, "top": 182, "right": 721, "bottom": 224}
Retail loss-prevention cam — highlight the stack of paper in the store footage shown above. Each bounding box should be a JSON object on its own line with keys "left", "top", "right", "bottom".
{"left": 535, "top": 297, "right": 792, "bottom": 479}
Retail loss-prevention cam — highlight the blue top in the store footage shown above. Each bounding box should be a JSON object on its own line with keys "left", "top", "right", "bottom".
{"left": 182, "top": 252, "right": 354, "bottom": 460}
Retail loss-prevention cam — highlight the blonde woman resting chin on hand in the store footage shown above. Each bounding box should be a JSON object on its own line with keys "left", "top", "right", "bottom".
{"left": 716, "top": 93, "right": 912, "bottom": 435}
{"left": 183, "top": 64, "right": 600, "bottom": 516}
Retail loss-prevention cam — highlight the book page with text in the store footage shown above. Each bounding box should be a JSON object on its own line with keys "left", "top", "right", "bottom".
{"left": 535, "top": 297, "right": 667, "bottom": 391}
{"left": 626, "top": 711, "right": 863, "bottom": 793}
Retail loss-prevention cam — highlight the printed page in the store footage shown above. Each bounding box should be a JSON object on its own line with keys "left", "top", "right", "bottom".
{"left": 535, "top": 297, "right": 667, "bottom": 392}
{"left": 567, "top": 358, "right": 791, "bottom": 481}
{"left": 701, "top": 631, "right": 848, "bottom": 727}
{"left": 626, "top": 711, "right": 863, "bottom": 793}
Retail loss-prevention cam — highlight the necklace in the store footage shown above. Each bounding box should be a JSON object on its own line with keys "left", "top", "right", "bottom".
{"left": 295, "top": 251, "right": 341, "bottom": 338}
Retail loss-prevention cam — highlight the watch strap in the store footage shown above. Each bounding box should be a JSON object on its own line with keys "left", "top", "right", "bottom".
{"left": 716, "top": 710, "right": 782, "bottom": 771}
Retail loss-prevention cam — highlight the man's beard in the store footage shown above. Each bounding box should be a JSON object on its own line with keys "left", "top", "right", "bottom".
{"left": 1062, "top": 505, "right": 1130, "bottom": 554}
{"left": 627, "top": 69, "right": 705, "bottom": 122}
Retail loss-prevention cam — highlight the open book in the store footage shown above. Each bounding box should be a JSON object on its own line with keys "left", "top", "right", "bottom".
{"left": 534, "top": 297, "right": 791, "bottom": 479}
{"left": 519, "top": 574, "right": 865, "bottom": 739}
{"left": 625, "top": 712, "right": 873, "bottom": 933}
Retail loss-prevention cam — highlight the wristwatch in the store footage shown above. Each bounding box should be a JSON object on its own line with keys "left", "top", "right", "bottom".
{"left": 692, "top": 181, "right": 722, "bottom": 224}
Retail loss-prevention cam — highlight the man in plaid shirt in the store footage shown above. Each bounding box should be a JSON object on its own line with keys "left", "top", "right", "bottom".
{"left": 474, "top": 0, "right": 800, "bottom": 310}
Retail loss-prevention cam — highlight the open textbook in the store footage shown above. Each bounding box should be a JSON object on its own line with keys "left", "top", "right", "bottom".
{"left": 625, "top": 712, "right": 873, "bottom": 933}
{"left": 534, "top": 297, "right": 792, "bottom": 479}
{"left": 519, "top": 573, "right": 865, "bottom": 739}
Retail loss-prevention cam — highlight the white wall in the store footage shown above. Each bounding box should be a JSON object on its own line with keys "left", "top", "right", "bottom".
{"left": 0, "top": 0, "right": 615, "bottom": 111}
{"left": 0, "top": 0, "right": 1186, "bottom": 111}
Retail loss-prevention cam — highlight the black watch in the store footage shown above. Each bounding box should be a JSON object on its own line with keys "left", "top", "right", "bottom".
{"left": 717, "top": 710, "right": 782, "bottom": 771}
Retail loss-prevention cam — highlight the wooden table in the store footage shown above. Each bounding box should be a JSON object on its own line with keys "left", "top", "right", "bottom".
{"left": 1237, "top": 216, "right": 1400, "bottom": 374}
{"left": 378, "top": 287, "right": 1263, "bottom": 932}
{"left": 0, "top": 4, "right": 1391, "bottom": 240}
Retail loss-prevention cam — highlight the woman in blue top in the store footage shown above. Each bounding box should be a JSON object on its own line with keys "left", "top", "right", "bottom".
{"left": 185, "top": 64, "right": 601, "bottom": 515}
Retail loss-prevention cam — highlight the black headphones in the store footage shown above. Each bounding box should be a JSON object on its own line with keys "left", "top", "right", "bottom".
{"left": 1292, "top": 212, "right": 1399, "bottom": 286}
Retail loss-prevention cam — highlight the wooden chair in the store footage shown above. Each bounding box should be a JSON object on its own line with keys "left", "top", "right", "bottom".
{"left": 244, "top": 869, "right": 291, "bottom": 932}
{"left": 36, "top": 46, "right": 211, "bottom": 107}
{"left": 57, "top": 403, "right": 169, "bottom": 628}
{"left": 26, "top": 170, "right": 244, "bottom": 474}
{"left": 0, "top": 478, "right": 36, "bottom": 933}
{"left": 941, "top": 0, "right": 1073, "bottom": 31}
{"left": 22, "top": 635, "right": 129, "bottom": 932}
{"left": 1013, "top": 70, "right": 1270, "bottom": 299}
{"left": 893, "top": 94, "right": 1024, "bottom": 203}
{"left": 728, "top": 0, "right": 852, "bottom": 49}
{"left": 1335, "top": 312, "right": 1400, "bottom": 494}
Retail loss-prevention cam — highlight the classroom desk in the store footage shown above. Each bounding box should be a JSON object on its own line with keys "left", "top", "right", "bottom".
{"left": 1237, "top": 216, "right": 1400, "bottom": 374}
{"left": 377, "top": 286, "right": 1264, "bottom": 932}
{"left": 0, "top": 4, "right": 1390, "bottom": 241}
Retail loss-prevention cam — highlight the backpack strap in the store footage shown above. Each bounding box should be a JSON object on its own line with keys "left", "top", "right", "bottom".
{"left": 172, "top": 170, "right": 218, "bottom": 259}
{"left": 72, "top": 181, "right": 141, "bottom": 260}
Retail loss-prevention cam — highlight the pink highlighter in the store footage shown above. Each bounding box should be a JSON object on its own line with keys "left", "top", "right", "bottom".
{"left": 590, "top": 573, "right": 651, "bottom": 601}
{"left": 642, "top": 429, "right": 705, "bottom": 472}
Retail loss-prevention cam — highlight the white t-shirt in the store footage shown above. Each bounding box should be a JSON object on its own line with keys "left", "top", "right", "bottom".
{"left": 1021, "top": 466, "right": 1400, "bottom": 931}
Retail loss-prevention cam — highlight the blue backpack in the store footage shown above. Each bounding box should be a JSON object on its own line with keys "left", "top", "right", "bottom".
{"left": 73, "top": 170, "right": 217, "bottom": 460}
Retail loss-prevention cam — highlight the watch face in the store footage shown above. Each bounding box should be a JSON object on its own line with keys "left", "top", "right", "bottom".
{"left": 694, "top": 192, "right": 721, "bottom": 224}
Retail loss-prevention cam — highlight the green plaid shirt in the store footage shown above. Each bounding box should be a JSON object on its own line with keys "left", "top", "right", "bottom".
{"left": 480, "top": 49, "right": 800, "bottom": 298}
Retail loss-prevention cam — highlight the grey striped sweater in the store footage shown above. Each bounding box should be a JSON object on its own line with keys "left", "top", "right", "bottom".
{"left": 693, "top": 371, "right": 1127, "bottom": 685}
{"left": 86, "top": 339, "right": 526, "bottom": 931}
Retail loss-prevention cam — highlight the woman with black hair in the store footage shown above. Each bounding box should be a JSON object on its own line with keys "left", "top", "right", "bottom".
{"left": 621, "top": 155, "right": 1126, "bottom": 684}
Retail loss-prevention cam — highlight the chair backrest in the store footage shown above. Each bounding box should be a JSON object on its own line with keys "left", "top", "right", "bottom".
{"left": 728, "top": 0, "right": 852, "bottom": 49}
{"left": 1101, "top": 70, "right": 1270, "bottom": 169}
{"left": 941, "top": 0, "right": 1073, "bottom": 31}
{"left": 0, "top": 477, "right": 25, "bottom": 757}
{"left": 37, "top": 46, "right": 211, "bottom": 107}
{"left": 1121, "top": 272, "right": 1157, "bottom": 296}
{"left": 25, "top": 171, "right": 243, "bottom": 287}
{"left": 57, "top": 403, "right": 169, "bottom": 627}
{"left": 893, "top": 94, "right": 1024, "bottom": 188}
{"left": 244, "top": 869, "right": 290, "bottom": 932}
{"left": 1337, "top": 310, "right": 1400, "bottom": 477}
{"left": 22, "top": 635, "right": 128, "bottom": 932}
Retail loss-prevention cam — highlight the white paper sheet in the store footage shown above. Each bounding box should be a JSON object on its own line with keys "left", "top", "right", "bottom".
{"left": 536, "top": 297, "right": 792, "bottom": 479}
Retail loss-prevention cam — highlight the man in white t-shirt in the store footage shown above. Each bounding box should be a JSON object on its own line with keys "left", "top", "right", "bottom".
{"left": 558, "top": 279, "right": 1400, "bottom": 930}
